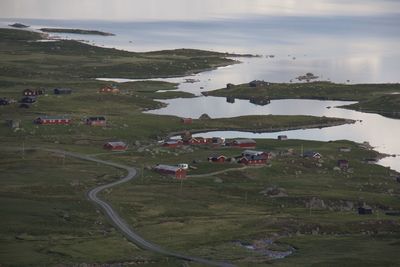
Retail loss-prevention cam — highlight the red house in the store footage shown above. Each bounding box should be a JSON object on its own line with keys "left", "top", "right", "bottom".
{"left": 103, "top": 141, "right": 128, "bottom": 151}
{"left": 34, "top": 116, "right": 71, "bottom": 125}
{"left": 229, "top": 139, "right": 257, "bottom": 148}
{"left": 208, "top": 155, "right": 227, "bottom": 163}
{"left": 181, "top": 118, "right": 193, "bottom": 124}
{"left": 86, "top": 116, "right": 106, "bottom": 126}
{"left": 162, "top": 140, "right": 183, "bottom": 148}
{"left": 238, "top": 150, "right": 268, "bottom": 165}
{"left": 154, "top": 164, "right": 187, "bottom": 179}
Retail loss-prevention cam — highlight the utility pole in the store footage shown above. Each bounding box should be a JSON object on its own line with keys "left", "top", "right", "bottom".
{"left": 180, "top": 178, "right": 183, "bottom": 193}
{"left": 141, "top": 165, "right": 144, "bottom": 184}
{"left": 22, "top": 141, "right": 25, "bottom": 160}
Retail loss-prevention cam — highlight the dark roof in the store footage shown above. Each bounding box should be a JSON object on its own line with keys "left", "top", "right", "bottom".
{"left": 105, "top": 141, "right": 127, "bottom": 147}
{"left": 242, "top": 154, "right": 266, "bottom": 161}
{"left": 154, "top": 164, "right": 182, "bottom": 172}
{"left": 242, "top": 150, "right": 265, "bottom": 156}
{"left": 303, "top": 151, "right": 321, "bottom": 157}
{"left": 87, "top": 116, "right": 106, "bottom": 121}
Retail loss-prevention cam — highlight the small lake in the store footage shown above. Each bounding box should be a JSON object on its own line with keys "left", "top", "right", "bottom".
{"left": 145, "top": 97, "right": 400, "bottom": 172}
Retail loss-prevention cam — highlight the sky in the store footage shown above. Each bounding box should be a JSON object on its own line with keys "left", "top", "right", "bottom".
{"left": 1, "top": 0, "right": 399, "bottom": 21}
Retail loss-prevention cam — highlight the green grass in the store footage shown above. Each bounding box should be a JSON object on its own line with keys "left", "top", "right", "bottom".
{"left": 0, "top": 149, "right": 165, "bottom": 266}
{"left": 344, "top": 94, "right": 400, "bottom": 118}
{"left": 100, "top": 139, "right": 400, "bottom": 266}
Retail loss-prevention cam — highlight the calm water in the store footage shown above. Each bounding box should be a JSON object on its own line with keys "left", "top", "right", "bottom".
{"left": 1, "top": 0, "right": 400, "bottom": 170}
{"left": 2, "top": 0, "right": 400, "bottom": 83}
{"left": 147, "top": 97, "right": 400, "bottom": 171}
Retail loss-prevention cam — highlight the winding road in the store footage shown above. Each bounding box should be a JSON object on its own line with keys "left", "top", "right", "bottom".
{"left": 42, "top": 148, "right": 235, "bottom": 267}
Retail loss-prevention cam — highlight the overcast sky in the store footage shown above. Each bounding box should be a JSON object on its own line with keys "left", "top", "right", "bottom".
{"left": 1, "top": 0, "right": 399, "bottom": 21}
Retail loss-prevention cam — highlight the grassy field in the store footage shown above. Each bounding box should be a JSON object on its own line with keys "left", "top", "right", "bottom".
{"left": 206, "top": 82, "right": 400, "bottom": 118}
{"left": 0, "top": 149, "right": 175, "bottom": 266}
{"left": 102, "top": 139, "right": 400, "bottom": 266}
{"left": 1, "top": 27, "right": 400, "bottom": 266}
{"left": 345, "top": 94, "right": 400, "bottom": 118}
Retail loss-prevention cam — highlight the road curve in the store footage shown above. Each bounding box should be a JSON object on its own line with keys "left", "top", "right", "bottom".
{"left": 43, "top": 148, "right": 235, "bottom": 267}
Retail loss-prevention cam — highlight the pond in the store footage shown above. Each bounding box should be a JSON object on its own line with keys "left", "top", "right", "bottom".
{"left": 144, "top": 96, "right": 400, "bottom": 171}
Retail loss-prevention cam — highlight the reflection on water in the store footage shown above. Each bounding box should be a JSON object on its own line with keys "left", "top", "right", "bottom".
{"left": 154, "top": 98, "right": 400, "bottom": 172}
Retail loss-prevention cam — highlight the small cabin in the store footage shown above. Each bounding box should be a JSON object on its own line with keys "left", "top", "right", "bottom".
{"left": 338, "top": 159, "right": 349, "bottom": 169}
{"left": 54, "top": 88, "right": 72, "bottom": 95}
{"left": 277, "top": 135, "right": 288, "bottom": 141}
{"left": 181, "top": 118, "right": 193, "bottom": 124}
{"left": 238, "top": 150, "right": 269, "bottom": 165}
{"left": 0, "top": 98, "right": 10, "bottom": 105}
{"left": 103, "top": 141, "right": 128, "bottom": 151}
{"left": 20, "top": 96, "right": 37, "bottom": 104}
{"left": 358, "top": 205, "right": 373, "bottom": 215}
{"left": 303, "top": 151, "right": 322, "bottom": 159}
{"left": 162, "top": 140, "right": 183, "bottom": 148}
{"left": 229, "top": 139, "right": 257, "bottom": 148}
{"left": 23, "top": 88, "right": 44, "bottom": 96}
{"left": 208, "top": 155, "right": 227, "bottom": 163}
{"left": 339, "top": 147, "right": 352, "bottom": 152}
{"left": 86, "top": 116, "right": 106, "bottom": 126}
{"left": 34, "top": 116, "right": 71, "bottom": 125}
{"left": 154, "top": 164, "right": 187, "bottom": 179}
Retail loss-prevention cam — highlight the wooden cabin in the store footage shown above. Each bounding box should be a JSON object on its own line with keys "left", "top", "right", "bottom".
{"left": 86, "top": 116, "right": 106, "bottom": 126}
{"left": 154, "top": 164, "right": 187, "bottom": 179}
{"left": 34, "top": 116, "right": 71, "bottom": 125}
{"left": 229, "top": 139, "right": 257, "bottom": 148}
{"left": 103, "top": 141, "right": 128, "bottom": 151}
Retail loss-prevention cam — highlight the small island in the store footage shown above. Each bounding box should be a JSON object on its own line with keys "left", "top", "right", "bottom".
{"left": 40, "top": 28, "right": 115, "bottom": 36}
{"left": 9, "top": 23, "right": 30, "bottom": 28}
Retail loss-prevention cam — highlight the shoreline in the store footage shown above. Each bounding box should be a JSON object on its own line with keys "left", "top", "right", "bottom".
{"left": 166, "top": 119, "right": 356, "bottom": 138}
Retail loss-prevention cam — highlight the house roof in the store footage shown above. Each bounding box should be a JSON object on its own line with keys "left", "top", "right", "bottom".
{"left": 242, "top": 155, "right": 266, "bottom": 161}
{"left": 37, "top": 115, "right": 71, "bottom": 120}
{"left": 155, "top": 164, "right": 182, "bottom": 172}
{"left": 164, "top": 140, "right": 181, "bottom": 144}
{"left": 303, "top": 151, "right": 321, "bottom": 157}
{"left": 88, "top": 116, "right": 106, "bottom": 121}
{"left": 233, "top": 139, "right": 256, "bottom": 144}
{"left": 209, "top": 155, "right": 227, "bottom": 159}
{"left": 105, "top": 141, "right": 127, "bottom": 147}
{"left": 242, "top": 150, "right": 265, "bottom": 156}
